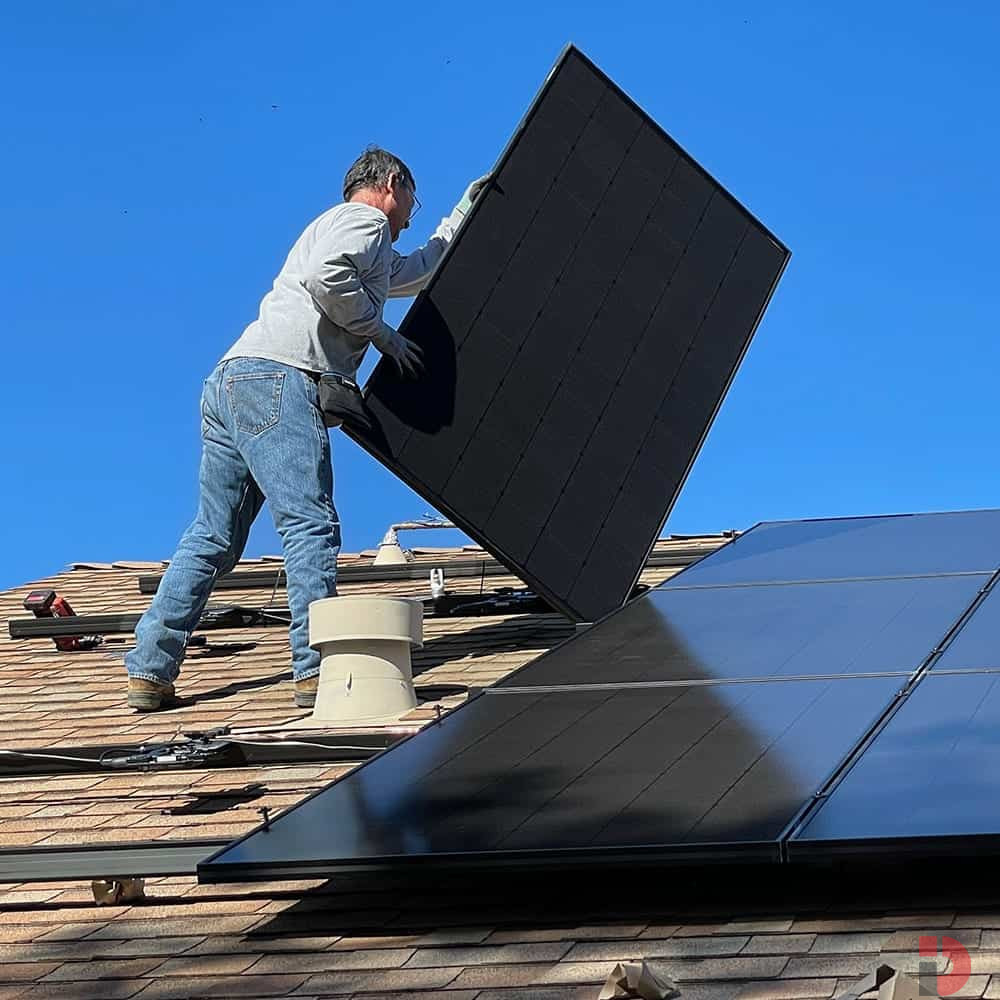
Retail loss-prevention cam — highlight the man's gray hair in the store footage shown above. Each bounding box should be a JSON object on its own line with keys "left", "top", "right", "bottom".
{"left": 343, "top": 146, "right": 415, "bottom": 201}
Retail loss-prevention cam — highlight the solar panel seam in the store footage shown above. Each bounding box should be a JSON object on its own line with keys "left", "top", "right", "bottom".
{"left": 391, "top": 196, "right": 588, "bottom": 475}
{"left": 778, "top": 567, "right": 1000, "bottom": 849}
{"left": 680, "top": 685, "right": 829, "bottom": 842}
{"left": 662, "top": 571, "right": 995, "bottom": 590}
{"left": 394, "top": 90, "right": 633, "bottom": 488}
{"left": 513, "top": 185, "right": 733, "bottom": 582}
{"left": 556, "top": 208, "right": 752, "bottom": 605}
{"left": 491, "top": 672, "right": 917, "bottom": 693}
{"left": 494, "top": 688, "right": 692, "bottom": 848}
{"left": 585, "top": 682, "right": 764, "bottom": 845}
{"left": 422, "top": 689, "right": 626, "bottom": 803}
{"left": 437, "top": 104, "right": 653, "bottom": 511}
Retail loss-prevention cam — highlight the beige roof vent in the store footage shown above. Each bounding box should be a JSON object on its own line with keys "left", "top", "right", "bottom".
{"left": 301, "top": 596, "right": 423, "bottom": 726}
{"left": 372, "top": 518, "right": 454, "bottom": 565}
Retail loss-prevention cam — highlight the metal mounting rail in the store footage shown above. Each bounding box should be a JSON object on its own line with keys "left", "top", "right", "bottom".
{"left": 136, "top": 548, "right": 710, "bottom": 595}
{"left": 0, "top": 839, "right": 230, "bottom": 882}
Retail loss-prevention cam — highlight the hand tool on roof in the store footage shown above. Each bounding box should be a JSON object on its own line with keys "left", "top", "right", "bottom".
{"left": 22, "top": 590, "right": 102, "bottom": 651}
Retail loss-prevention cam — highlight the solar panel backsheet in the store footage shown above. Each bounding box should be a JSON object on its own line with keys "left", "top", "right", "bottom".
{"left": 346, "top": 46, "right": 789, "bottom": 622}
{"left": 200, "top": 509, "right": 1000, "bottom": 882}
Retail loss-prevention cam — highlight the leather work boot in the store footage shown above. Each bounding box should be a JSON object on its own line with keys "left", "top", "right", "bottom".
{"left": 294, "top": 676, "right": 318, "bottom": 708}
{"left": 127, "top": 678, "right": 177, "bottom": 712}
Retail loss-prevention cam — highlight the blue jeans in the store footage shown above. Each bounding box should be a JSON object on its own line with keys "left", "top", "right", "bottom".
{"left": 126, "top": 357, "right": 340, "bottom": 685}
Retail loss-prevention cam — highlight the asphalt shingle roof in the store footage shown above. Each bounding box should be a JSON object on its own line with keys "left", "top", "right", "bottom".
{"left": 2, "top": 535, "right": 995, "bottom": 999}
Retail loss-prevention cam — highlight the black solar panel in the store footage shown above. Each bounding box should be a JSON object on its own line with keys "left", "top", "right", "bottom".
{"left": 346, "top": 46, "right": 789, "bottom": 622}
{"left": 200, "top": 509, "right": 1000, "bottom": 882}
{"left": 502, "top": 574, "right": 988, "bottom": 687}
{"left": 663, "top": 509, "right": 1000, "bottom": 587}
{"left": 931, "top": 586, "right": 1000, "bottom": 671}
{"left": 200, "top": 676, "right": 900, "bottom": 879}
{"left": 789, "top": 672, "right": 1000, "bottom": 858}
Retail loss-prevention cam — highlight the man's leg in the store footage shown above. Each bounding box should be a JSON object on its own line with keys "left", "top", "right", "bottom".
{"left": 125, "top": 363, "right": 264, "bottom": 706}
{"left": 222, "top": 360, "right": 340, "bottom": 694}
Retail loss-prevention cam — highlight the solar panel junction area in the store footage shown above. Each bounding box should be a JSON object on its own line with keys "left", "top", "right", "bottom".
{"left": 201, "top": 508, "right": 1000, "bottom": 881}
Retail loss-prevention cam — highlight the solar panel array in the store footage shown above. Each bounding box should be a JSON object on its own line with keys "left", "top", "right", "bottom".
{"left": 346, "top": 46, "right": 789, "bottom": 623}
{"left": 200, "top": 508, "right": 1000, "bottom": 881}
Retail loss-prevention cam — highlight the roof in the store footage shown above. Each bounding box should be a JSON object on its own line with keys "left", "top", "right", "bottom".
{"left": 1, "top": 535, "right": 996, "bottom": 999}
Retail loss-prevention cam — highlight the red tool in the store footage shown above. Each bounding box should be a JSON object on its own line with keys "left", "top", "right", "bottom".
{"left": 22, "top": 590, "right": 102, "bottom": 651}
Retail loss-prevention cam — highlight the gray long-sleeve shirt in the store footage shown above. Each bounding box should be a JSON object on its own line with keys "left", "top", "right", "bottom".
{"left": 222, "top": 201, "right": 463, "bottom": 377}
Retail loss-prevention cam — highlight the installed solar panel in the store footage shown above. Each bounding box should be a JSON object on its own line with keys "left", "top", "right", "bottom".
{"left": 789, "top": 672, "right": 1000, "bottom": 859}
{"left": 663, "top": 509, "right": 1000, "bottom": 588}
{"left": 200, "top": 676, "right": 900, "bottom": 880}
{"left": 930, "top": 585, "right": 1000, "bottom": 671}
{"left": 503, "top": 574, "right": 988, "bottom": 687}
{"left": 346, "top": 46, "right": 789, "bottom": 622}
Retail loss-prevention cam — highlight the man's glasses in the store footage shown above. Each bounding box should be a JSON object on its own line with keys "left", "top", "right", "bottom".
{"left": 395, "top": 175, "right": 420, "bottom": 218}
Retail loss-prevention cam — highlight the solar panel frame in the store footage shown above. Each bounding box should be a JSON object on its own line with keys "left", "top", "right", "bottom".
{"left": 199, "top": 675, "right": 902, "bottom": 881}
{"left": 345, "top": 45, "right": 790, "bottom": 622}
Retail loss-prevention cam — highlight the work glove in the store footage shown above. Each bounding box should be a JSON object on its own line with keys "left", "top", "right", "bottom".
{"left": 374, "top": 326, "right": 424, "bottom": 378}
{"left": 456, "top": 173, "right": 493, "bottom": 217}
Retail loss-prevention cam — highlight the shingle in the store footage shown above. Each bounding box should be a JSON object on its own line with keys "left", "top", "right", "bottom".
{"left": 965, "top": 953, "right": 1000, "bottom": 975}
{"left": 351, "top": 992, "right": 480, "bottom": 1000}
{"left": 723, "top": 920, "right": 796, "bottom": 934}
{"left": 84, "top": 916, "right": 263, "bottom": 939}
{"left": 404, "top": 941, "right": 573, "bottom": 967}
{"left": 734, "top": 980, "right": 837, "bottom": 999}
{"left": 451, "top": 961, "right": 617, "bottom": 989}
{"left": 290, "top": 966, "right": 460, "bottom": 994}
{"left": 145, "top": 954, "right": 261, "bottom": 977}
{"left": 0, "top": 963, "right": 60, "bottom": 984}
{"left": 39, "top": 957, "right": 163, "bottom": 981}
{"left": 882, "top": 928, "right": 981, "bottom": 952}
{"left": 782, "top": 956, "right": 885, "bottom": 979}
{"left": 412, "top": 927, "right": 494, "bottom": 946}
{"left": 475, "top": 989, "right": 597, "bottom": 1000}
{"left": 248, "top": 948, "right": 415, "bottom": 974}
{"left": 807, "top": 932, "right": 893, "bottom": 954}
{"left": 743, "top": 935, "right": 817, "bottom": 956}
{"left": 565, "top": 936, "right": 749, "bottom": 961}
{"left": 133, "top": 973, "right": 308, "bottom": 999}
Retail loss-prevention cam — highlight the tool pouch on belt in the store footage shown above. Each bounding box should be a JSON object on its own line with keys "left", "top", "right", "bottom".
{"left": 317, "top": 373, "right": 371, "bottom": 431}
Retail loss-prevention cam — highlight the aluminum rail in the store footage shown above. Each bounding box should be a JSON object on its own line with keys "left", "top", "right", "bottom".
{"left": 0, "top": 839, "right": 229, "bottom": 882}
{"left": 136, "top": 546, "right": 717, "bottom": 595}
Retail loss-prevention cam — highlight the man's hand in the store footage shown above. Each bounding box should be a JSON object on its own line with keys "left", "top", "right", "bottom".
{"left": 379, "top": 330, "right": 424, "bottom": 378}
{"left": 457, "top": 173, "right": 493, "bottom": 216}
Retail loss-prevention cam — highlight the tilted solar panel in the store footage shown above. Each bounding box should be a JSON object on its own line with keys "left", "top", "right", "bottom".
{"left": 346, "top": 45, "right": 789, "bottom": 622}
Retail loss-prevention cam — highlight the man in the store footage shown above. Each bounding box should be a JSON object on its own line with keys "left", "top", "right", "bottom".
{"left": 125, "top": 147, "right": 488, "bottom": 711}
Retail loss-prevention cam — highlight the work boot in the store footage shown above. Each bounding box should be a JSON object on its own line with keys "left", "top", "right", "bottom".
{"left": 127, "top": 677, "right": 177, "bottom": 712}
{"left": 294, "top": 676, "right": 318, "bottom": 708}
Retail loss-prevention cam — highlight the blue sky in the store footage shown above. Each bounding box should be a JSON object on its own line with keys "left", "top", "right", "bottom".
{"left": 2, "top": 1, "right": 998, "bottom": 590}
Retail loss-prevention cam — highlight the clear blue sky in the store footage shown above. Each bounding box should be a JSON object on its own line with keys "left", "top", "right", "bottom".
{"left": 3, "top": 2, "right": 998, "bottom": 591}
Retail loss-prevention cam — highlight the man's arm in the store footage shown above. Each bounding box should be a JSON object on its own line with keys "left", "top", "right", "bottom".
{"left": 300, "top": 210, "right": 422, "bottom": 375}
{"left": 300, "top": 212, "right": 395, "bottom": 342}
{"left": 388, "top": 174, "right": 492, "bottom": 298}
{"left": 387, "top": 209, "right": 463, "bottom": 298}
